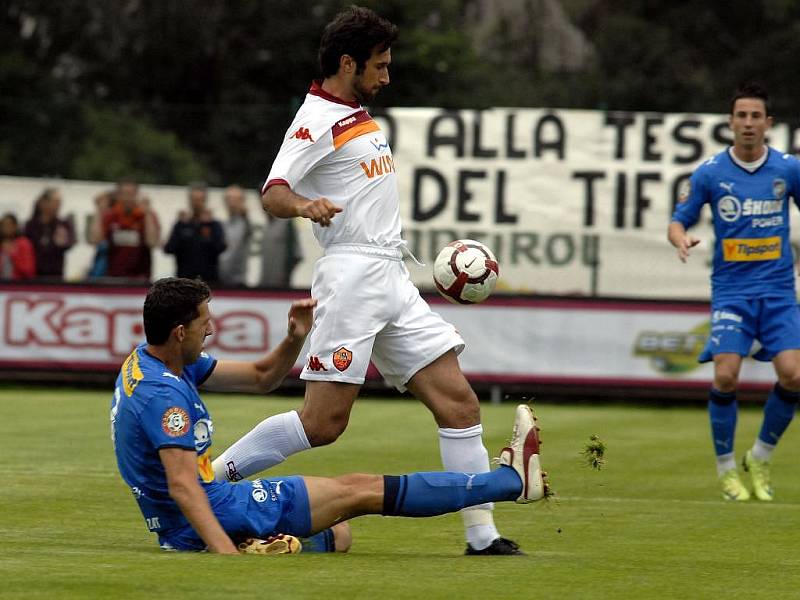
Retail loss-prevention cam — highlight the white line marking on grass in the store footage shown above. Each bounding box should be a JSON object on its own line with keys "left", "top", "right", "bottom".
{"left": 556, "top": 495, "right": 799, "bottom": 508}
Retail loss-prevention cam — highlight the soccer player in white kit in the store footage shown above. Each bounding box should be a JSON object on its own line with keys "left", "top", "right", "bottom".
{"left": 211, "top": 5, "right": 526, "bottom": 555}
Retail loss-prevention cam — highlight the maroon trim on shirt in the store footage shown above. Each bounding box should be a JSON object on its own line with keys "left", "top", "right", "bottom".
{"left": 261, "top": 178, "right": 289, "bottom": 195}
{"left": 308, "top": 80, "right": 360, "bottom": 108}
{"left": 331, "top": 110, "right": 371, "bottom": 138}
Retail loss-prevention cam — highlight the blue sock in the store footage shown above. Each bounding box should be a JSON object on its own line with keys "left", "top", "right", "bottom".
{"left": 382, "top": 467, "right": 521, "bottom": 517}
{"left": 758, "top": 383, "right": 799, "bottom": 445}
{"left": 300, "top": 528, "right": 336, "bottom": 553}
{"left": 709, "top": 388, "right": 737, "bottom": 456}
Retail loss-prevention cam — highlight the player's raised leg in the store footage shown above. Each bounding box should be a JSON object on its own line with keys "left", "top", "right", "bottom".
{"left": 406, "top": 351, "right": 523, "bottom": 554}
{"left": 301, "top": 404, "right": 546, "bottom": 535}
{"left": 211, "top": 382, "right": 360, "bottom": 482}
{"left": 211, "top": 409, "right": 311, "bottom": 482}
{"left": 710, "top": 353, "right": 749, "bottom": 501}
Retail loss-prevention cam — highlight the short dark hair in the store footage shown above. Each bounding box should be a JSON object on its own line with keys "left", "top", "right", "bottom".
{"left": 318, "top": 5, "right": 398, "bottom": 77}
{"left": 730, "top": 81, "right": 771, "bottom": 116}
{"left": 143, "top": 278, "right": 211, "bottom": 345}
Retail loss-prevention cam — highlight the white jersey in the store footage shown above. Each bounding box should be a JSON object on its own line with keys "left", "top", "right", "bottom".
{"left": 263, "top": 81, "right": 403, "bottom": 250}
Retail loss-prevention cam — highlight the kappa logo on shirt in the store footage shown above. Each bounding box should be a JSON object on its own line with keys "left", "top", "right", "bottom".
{"left": 290, "top": 127, "right": 314, "bottom": 142}
{"left": 307, "top": 356, "right": 327, "bottom": 371}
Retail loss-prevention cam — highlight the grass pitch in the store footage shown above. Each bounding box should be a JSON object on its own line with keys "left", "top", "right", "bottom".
{"left": 1, "top": 386, "right": 800, "bottom": 599}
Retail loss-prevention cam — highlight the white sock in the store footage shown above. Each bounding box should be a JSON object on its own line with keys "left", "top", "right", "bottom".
{"left": 751, "top": 438, "right": 776, "bottom": 462}
{"left": 439, "top": 424, "right": 500, "bottom": 550}
{"left": 212, "top": 410, "right": 310, "bottom": 482}
{"left": 715, "top": 452, "right": 736, "bottom": 476}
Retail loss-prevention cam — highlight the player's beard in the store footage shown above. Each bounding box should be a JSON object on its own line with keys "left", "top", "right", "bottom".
{"left": 352, "top": 77, "right": 380, "bottom": 103}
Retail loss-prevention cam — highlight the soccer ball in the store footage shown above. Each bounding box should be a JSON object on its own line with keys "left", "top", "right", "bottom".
{"left": 432, "top": 239, "right": 499, "bottom": 304}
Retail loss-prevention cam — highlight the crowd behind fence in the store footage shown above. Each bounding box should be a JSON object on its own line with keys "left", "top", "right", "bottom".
{"left": 0, "top": 179, "right": 302, "bottom": 288}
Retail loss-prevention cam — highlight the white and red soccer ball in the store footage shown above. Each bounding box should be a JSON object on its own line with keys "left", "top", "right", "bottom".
{"left": 433, "top": 239, "right": 499, "bottom": 304}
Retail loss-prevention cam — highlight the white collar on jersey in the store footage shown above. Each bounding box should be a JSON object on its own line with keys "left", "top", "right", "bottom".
{"left": 728, "top": 145, "right": 768, "bottom": 172}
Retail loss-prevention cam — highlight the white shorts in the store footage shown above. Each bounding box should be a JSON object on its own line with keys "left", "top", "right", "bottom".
{"left": 300, "top": 245, "right": 465, "bottom": 391}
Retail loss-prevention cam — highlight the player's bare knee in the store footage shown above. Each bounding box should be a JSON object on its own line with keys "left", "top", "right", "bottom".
{"left": 300, "top": 420, "right": 344, "bottom": 446}
{"left": 304, "top": 425, "right": 344, "bottom": 447}
{"left": 336, "top": 473, "right": 382, "bottom": 488}
{"left": 434, "top": 391, "right": 481, "bottom": 428}
{"left": 299, "top": 409, "right": 348, "bottom": 447}
{"left": 714, "top": 370, "right": 738, "bottom": 392}
{"left": 778, "top": 372, "right": 800, "bottom": 391}
{"left": 334, "top": 473, "right": 383, "bottom": 509}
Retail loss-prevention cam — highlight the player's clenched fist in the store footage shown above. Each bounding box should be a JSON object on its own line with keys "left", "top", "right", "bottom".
{"left": 300, "top": 197, "right": 342, "bottom": 227}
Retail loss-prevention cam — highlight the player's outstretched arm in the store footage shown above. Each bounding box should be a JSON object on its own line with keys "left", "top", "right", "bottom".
{"left": 159, "top": 447, "right": 238, "bottom": 554}
{"left": 201, "top": 298, "right": 317, "bottom": 394}
{"left": 262, "top": 184, "right": 342, "bottom": 227}
{"left": 667, "top": 221, "right": 700, "bottom": 263}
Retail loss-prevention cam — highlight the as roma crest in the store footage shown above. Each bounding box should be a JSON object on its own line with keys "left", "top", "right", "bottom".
{"left": 332, "top": 346, "right": 353, "bottom": 371}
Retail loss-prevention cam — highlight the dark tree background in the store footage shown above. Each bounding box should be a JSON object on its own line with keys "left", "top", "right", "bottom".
{"left": 3, "top": 0, "right": 800, "bottom": 188}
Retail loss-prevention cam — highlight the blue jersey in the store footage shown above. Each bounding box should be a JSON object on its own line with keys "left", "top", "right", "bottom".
{"left": 672, "top": 147, "right": 800, "bottom": 301}
{"left": 110, "top": 344, "right": 232, "bottom": 535}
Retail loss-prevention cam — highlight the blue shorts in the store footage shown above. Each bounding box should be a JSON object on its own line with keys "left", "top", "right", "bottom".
{"left": 698, "top": 296, "right": 800, "bottom": 363}
{"left": 159, "top": 476, "right": 311, "bottom": 551}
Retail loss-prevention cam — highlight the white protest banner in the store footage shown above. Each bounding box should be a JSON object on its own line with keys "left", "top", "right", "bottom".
{"left": 3, "top": 107, "right": 800, "bottom": 298}
{"left": 380, "top": 108, "right": 800, "bottom": 299}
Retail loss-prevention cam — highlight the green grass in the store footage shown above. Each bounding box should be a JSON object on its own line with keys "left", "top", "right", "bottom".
{"left": 2, "top": 387, "right": 800, "bottom": 599}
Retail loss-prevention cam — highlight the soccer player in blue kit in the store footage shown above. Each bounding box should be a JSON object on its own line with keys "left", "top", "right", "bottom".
{"left": 111, "top": 277, "right": 547, "bottom": 554}
{"left": 668, "top": 82, "right": 800, "bottom": 501}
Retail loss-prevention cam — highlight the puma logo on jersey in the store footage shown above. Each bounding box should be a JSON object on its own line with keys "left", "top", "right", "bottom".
{"left": 307, "top": 356, "right": 327, "bottom": 371}
{"left": 360, "top": 155, "right": 395, "bottom": 179}
{"left": 290, "top": 127, "right": 314, "bottom": 142}
{"left": 719, "top": 181, "right": 735, "bottom": 193}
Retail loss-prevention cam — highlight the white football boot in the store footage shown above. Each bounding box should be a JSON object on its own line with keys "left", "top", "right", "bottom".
{"left": 498, "top": 404, "right": 548, "bottom": 503}
{"left": 237, "top": 534, "right": 303, "bottom": 555}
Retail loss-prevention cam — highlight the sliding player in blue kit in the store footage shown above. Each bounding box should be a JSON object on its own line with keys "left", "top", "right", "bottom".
{"left": 110, "top": 278, "right": 547, "bottom": 554}
{"left": 668, "top": 82, "right": 800, "bottom": 501}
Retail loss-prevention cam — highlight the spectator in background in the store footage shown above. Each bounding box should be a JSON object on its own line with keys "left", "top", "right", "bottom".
{"left": 164, "top": 182, "right": 226, "bottom": 283}
{"left": 86, "top": 189, "right": 116, "bottom": 278}
{"left": 218, "top": 185, "right": 252, "bottom": 287}
{"left": 89, "top": 179, "right": 160, "bottom": 281}
{"left": 259, "top": 214, "right": 303, "bottom": 288}
{"left": 0, "top": 212, "right": 36, "bottom": 281}
{"left": 24, "top": 187, "right": 75, "bottom": 281}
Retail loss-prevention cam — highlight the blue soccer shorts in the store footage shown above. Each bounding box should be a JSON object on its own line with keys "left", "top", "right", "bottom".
{"left": 698, "top": 296, "right": 800, "bottom": 363}
{"left": 159, "top": 476, "right": 312, "bottom": 551}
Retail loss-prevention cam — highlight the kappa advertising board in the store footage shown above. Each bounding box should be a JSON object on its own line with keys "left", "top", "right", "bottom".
{"left": 3, "top": 107, "right": 800, "bottom": 299}
{"left": 0, "top": 287, "right": 281, "bottom": 369}
{"left": 0, "top": 286, "right": 778, "bottom": 389}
